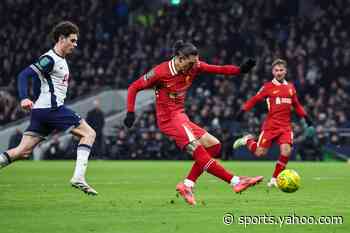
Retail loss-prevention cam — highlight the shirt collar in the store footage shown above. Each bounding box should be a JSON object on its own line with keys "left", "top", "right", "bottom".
{"left": 272, "top": 78, "right": 288, "bottom": 85}
{"left": 168, "top": 58, "right": 178, "bottom": 76}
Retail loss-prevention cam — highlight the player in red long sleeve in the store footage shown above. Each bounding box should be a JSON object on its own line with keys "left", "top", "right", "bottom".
{"left": 124, "top": 40, "right": 263, "bottom": 205}
{"left": 233, "top": 59, "right": 314, "bottom": 187}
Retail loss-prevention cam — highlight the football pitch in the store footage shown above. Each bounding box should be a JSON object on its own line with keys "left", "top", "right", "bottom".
{"left": 0, "top": 161, "right": 349, "bottom": 233}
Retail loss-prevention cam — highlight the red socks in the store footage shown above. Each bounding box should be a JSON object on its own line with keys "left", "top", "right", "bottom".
{"left": 186, "top": 162, "right": 203, "bottom": 183}
{"left": 186, "top": 143, "right": 222, "bottom": 182}
{"left": 187, "top": 145, "right": 233, "bottom": 184}
{"left": 273, "top": 154, "right": 289, "bottom": 178}
{"left": 247, "top": 138, "right": 257, "bottom": 154}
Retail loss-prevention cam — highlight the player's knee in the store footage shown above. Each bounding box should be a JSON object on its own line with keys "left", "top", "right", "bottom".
{"left": 282, "top": 147, "right": 292, "bottom": 156}
{"left": 89, "top": 129, "right": 96, "bottom": 141}
{"left": 84, "top": 128, "right": 96, "bottom": 142}
{"left": 206, "top": 143, "right": 221, "bottom": 158}
{"left": 255, "top": 148, "right": 267, "bottom": 157}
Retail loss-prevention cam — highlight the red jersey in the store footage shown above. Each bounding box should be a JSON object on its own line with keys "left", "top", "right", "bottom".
{"left": 127, "top": 59, "right": 240, "bottom": 122}
{"left": 243, "top": 79, "right": 307, "bottom": 131}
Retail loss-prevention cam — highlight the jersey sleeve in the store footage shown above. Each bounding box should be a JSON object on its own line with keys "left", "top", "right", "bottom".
{"left": 243, "top": 84, "right": 269, "bottom": 112}
{"left": 32, "top": 55, "right": 55, "bottom": 76}
{"left": 291, "top": 85, "right": 307, "bottom": 117}
{"left": 126, "top": 66, "right": 161, "bottom": 112}
{"left": 17, "top": 66, "right": 39, "bottom": 100}
{"left": 197, "top": 61, "right": 240, "bottom": 75}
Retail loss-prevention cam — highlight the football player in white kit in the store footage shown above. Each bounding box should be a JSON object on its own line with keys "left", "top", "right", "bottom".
{"left": 0, "top": 21, "right": 98, "bottom": 195}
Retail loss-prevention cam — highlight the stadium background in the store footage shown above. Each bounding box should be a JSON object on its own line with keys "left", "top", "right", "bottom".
{"left": 0, "top": 0, "right": 349, "bottom": 161}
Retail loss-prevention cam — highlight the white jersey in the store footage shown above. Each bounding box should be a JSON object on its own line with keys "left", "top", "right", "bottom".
{"left": 30, "top": 49, "right": 70, "bottom": 109}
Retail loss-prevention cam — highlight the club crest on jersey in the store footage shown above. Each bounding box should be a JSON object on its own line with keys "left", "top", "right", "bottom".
{"left": 185, "top": 75, "right": 192, "bottom": 84}
{"left": 289, "top": 88, "right": 293, "bottom": 96}
{"left": 143, "top": 69, "right": 155, "bottom": 81}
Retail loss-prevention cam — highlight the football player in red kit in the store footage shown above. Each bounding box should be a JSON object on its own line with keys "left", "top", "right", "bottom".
{"left": 233, "top": 59, "right": 314, "bottom": 187}
{"left": 124, "top": 40, "right": 263, "bottom": 205}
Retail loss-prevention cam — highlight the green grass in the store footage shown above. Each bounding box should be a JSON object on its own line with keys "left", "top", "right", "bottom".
{"left": 0, "top": 161, "right": 349, "bottom": 233}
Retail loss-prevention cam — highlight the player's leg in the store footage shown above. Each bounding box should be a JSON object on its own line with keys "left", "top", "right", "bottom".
{"left": 178, "top": 120, "right": 262, "bottom": 194}
{"left": 268, "top": 131, "right": 293, "bottom": 187}
{"left": 0, "top": 108, "right": 47, "bottom": 169}
{"left": 198, "top": 132, "right": 221, "bottom": 158}
{"left": 0, "top": 135, "right": 42, "bottom": 169}
{"left": 47, "top": 106, "right": 97, "bottom": 195}
{"left": 184, "top": 138, "right": 263, "bottom": 194}
{"left": 70, "top": 119, "right": 97, "bottom": 195}
{"left": 158, "top": 118, "right": 200, "bottom": 205}
{"left": 233, "top": 131, "right": 270, "bottom": 157}
{"left": 184, "top": 132, "right": 221, "bottom": 190}
{"left": 170, "top": 119, "right": 227, "bottom": 185}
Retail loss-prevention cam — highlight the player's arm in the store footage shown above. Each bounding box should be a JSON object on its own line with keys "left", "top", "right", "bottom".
{"left": 197, "top": 58, "right": 256, "bottom": 76}
{"left": 235, "top": 85, "right": 268, "bottom": 120}
{"left": 124, "top": 67, "right": 161, "bottom": 128}
{"left": 17, "top": 55, "right": 54, "bottom": 110}
{"left": 243, "top": 85, "right": 269, "bottom": 112}
{"left": 292, "top": 89, "right": 314, "bottom": 129}
{"left": 292, "top": 92, "right": 307, "bottom": 118}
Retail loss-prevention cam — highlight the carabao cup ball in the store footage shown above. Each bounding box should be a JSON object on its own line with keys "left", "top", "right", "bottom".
{"left": 277, "top": 169, "right": 301, "bottom": 193}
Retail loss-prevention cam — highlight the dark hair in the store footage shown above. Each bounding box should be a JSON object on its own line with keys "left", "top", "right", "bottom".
{"left": 272, "top": 58, "right": 287, "bottom": 68}
{"left": 51, "top": 21, "right": 79, "bottom": 43}
{"left": 173, "top": 40, "right": 198, "bottom": 57}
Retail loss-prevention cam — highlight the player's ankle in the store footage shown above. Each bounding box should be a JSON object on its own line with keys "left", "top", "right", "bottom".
{"left": 230, "top": 176, "right": 240, "bottom": 186}
{"left": 184, "top": 179, "right": 195, "bottom": 188}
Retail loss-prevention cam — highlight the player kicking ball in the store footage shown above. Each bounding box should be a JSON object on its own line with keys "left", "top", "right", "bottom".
{"left": 0, "top": 21, "right": 97, "bottom": 195}
{"left": 233, "top": 59, "right": 314, "bottom": 188}
{"left": 124, "top": 40, "right": 263, "bottom": 205}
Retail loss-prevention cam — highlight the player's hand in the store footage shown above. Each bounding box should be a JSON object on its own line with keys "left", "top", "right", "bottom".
{"left": 124, "top": 112, "right": 135, "bottom": 128}
{"left": 301, "top": 117, "right": 316, "bottom": 138}
{"left": 305, "top": 126, "right": 316, "bottom": 138}
{"left": 304, "top": 116, "right": 313, "bottom": 127}
{"left": 240, "top": 58, "right": 256, "bottom": 74}
{"left": 301, "top": 116, "right": 313, "bottom": 128}
{"left": 20, "top": 98, "right": 33, "bottom": 111}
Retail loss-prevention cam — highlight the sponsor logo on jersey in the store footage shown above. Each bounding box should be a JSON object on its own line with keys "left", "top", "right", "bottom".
{"left": 273, "top": 90, "right": 280, "bottom": 94}
{"left": 276, "top": 97, "right": 292, "bottom": 104}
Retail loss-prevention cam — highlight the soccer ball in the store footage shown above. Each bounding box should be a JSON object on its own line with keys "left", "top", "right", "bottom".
{"left": 277, "top": 169, "right": 301, "bottom": 193}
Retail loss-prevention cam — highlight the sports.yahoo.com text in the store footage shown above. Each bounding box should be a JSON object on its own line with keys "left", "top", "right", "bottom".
{"left": 222, "top": 213, "right": 343, "bottom": 227}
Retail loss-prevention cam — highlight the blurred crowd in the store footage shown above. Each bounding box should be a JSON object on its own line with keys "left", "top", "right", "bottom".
{"left": 1, "top": 0, "right": 349, "bottom": 159}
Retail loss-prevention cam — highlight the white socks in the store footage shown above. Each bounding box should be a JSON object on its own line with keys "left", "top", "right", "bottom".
{"left": 230, "top": 176, "right": 240, "bottom": 186}
{"left": 184, "top": 179, "right": 195, "bottom": 188}
{"left": 72, "top": 144, "right": 91, "bottom": 181}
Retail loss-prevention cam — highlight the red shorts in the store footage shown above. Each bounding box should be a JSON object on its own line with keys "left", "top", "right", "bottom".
{"left": 257, "top": 128, "right": 293, "bottom": 148}
{"left": 158, "top": 113, "right": 207, "bottom": 150}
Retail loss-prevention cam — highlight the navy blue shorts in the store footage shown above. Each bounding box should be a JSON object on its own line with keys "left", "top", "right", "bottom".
{"left": 25, "top": 106, "right": 82, "bottom": 138}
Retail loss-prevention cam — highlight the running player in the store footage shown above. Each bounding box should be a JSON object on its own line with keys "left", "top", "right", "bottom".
{"left": 233, "top": 59, "right": 314, "bottom": 187}
{"left": 124, "top": 40, "right": 263, "bottom": 205}
{"left": 0, "top": 21, "right": 98, "bottom": 195}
